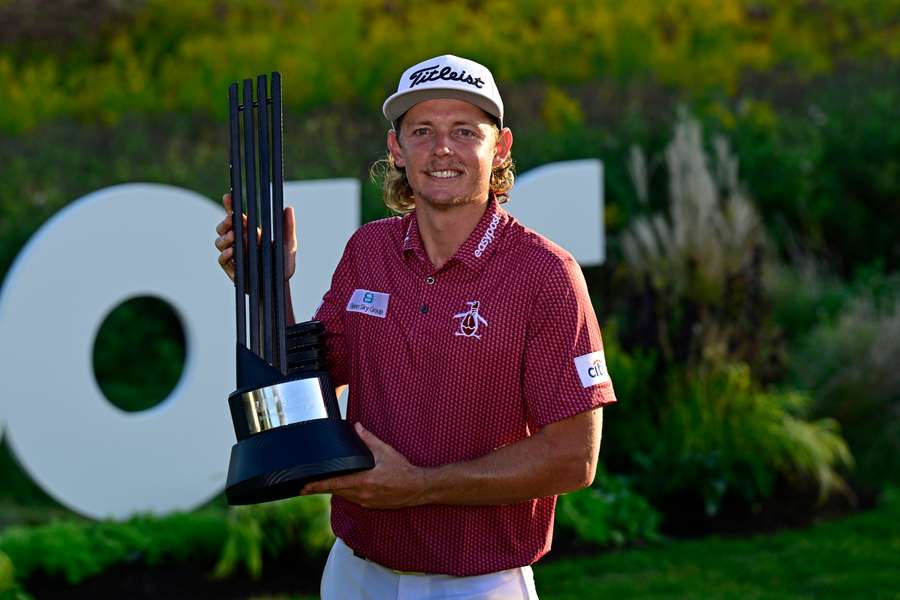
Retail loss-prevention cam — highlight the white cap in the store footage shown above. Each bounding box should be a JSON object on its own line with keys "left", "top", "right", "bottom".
{"left": 383, "top": 54, "right": 504, "bottom": 129}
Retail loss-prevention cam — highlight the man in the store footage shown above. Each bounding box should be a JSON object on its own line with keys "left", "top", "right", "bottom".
{"left": 215, "top": 54, "right": 616, "bottom": 599}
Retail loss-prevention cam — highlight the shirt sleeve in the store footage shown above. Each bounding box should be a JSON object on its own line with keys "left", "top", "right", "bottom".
{"left": 522, "top": 256, "right": 617, "bottom": 429}
{"left": 313, "top": 234, "right": 356, "bottom": 388}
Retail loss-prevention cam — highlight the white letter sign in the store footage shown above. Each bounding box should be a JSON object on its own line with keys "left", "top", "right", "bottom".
{"left": 0, "top": 184, "right": 235, "bottom": 519}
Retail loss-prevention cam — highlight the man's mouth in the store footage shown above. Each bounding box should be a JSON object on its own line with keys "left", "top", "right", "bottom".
{"left": 426, "top": 169, "right": 463, "bottom": 179}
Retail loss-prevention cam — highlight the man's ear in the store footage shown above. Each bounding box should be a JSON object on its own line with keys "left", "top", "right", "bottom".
{"left": 387, "top": 130, "right": 405, "bottom": 168}
{"left": 492, "top": 128, "right": 513, "bottom": 168}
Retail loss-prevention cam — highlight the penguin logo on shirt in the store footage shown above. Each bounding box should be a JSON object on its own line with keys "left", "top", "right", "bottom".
{"left": 453, "top": 301, "right": 488, "bottom": 338}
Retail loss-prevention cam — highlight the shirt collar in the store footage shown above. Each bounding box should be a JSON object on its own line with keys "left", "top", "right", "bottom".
{"left": 401, "top": 194, "right": 510, "bottom": 272}
{"left": 401, "top": 212, "right": 425, "bottom": 259}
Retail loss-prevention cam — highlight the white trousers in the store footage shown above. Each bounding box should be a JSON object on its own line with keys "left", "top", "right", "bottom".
{"left": 320, "top": 538, "right": 540, "bottom": 600}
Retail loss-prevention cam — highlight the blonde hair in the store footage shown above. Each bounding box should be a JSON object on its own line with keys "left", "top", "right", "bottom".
{"left": 370, "top": 125, "right": 515, "bottom": 214}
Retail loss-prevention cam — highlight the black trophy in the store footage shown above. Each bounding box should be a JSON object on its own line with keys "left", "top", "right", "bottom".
{"left": 224, "top": 73, "right": 374, "bottom": 505}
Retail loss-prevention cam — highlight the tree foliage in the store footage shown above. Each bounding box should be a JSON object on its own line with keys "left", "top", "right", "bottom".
{"left": 1, "top": 0, "right": 898, "bottom": 133}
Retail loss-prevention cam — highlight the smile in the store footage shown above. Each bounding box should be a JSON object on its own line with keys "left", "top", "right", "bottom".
{"left": 427, "top": 170, "right": 462, "bottom": 179}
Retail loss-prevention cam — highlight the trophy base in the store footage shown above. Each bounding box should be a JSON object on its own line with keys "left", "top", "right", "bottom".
{"left": 225, "top": 417, "right": 375, "bottom": 505}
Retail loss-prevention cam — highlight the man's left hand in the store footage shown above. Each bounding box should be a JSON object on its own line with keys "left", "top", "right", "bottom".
{"left": 299, "top": 422, "right": 428, "bottom": 509}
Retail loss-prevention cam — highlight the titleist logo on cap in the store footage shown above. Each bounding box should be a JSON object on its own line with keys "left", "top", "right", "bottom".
{"left": 383, "top": 54, "right": 504, "bottom": 127}
{"left": 408, "top": 64, "right": 485, "bottom": 89}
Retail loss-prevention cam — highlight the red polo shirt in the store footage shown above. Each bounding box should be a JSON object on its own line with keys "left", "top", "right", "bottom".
{"left": 314, "top": 196, "right": 617, "bottom": 576}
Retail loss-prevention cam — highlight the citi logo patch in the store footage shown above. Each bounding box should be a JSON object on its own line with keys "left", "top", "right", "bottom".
{"left": 346, "top": 289, "right": 389, "bottom": 318}
{"left": 453, "top": 300, "right": 487, "bottom": 338}
{"left": 574, "top": 351, "right": 611, "bottom": 388}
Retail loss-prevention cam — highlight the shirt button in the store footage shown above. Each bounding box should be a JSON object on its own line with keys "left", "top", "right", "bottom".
{"left": 420, "top": 304, "right": 429, "bottom": 314}
{"left": 425, "top": 276, "right": 435, "bottom": 285}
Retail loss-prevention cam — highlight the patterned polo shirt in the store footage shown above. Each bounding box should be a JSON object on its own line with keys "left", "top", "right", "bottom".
{"left": 313, "top": 195, "right": 617, "bottom": 577}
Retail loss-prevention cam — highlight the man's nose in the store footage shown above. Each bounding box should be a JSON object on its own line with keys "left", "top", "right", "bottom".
{"left": 431, "top": 132, "right": 453, "bottom": 157}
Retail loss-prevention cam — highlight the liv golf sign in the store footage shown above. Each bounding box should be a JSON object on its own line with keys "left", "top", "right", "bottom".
{"left": 0, "top": 160, "right": 605, "bottom": 519}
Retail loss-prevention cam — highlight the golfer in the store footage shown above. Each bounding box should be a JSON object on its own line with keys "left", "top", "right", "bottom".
{"left": 215, "top": 54, "right": 617, "bottom": 599}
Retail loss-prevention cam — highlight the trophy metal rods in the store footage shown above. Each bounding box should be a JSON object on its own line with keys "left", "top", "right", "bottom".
{"left": 242, "top": 78, "right": 260, "bottom": 359}
{"left": 227, "top": 84, "right": 246, "bottom": 350}
{"left": 271, "top": 73, "right": 288, "bottom": 372}
{"left": 257, "top": 74, "right": 274, "bottom": 367}
{"left": 227, "top": 72, "right": 288, "bottom": 383}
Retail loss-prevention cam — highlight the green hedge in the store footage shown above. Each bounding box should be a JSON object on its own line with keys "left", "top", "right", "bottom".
{"left": 0, "top": 495, "right": 332, "bottom": 594}
{"left": 0, "top": 511, "right": 227, "bottom": 585}
{"left": 0, "top": 485, "right": 660, "bottom": 594}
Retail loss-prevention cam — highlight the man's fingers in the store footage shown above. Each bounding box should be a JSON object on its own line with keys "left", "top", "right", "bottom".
{"left": 215, "top": 215, "right": 231, "bottom": 235}
{"left": 220, "top": 216, "right": 248, "bottom": 236}
{"left": 217, "top": 248, "right": 235, "bottom": 281}
{"left": 214, "top": 231, "right": 234, "bottom": 251}
{"left": 217, "top": 247, "right": 233, "bottom": 266}
{"left": 301, "top": 479, "right": 331, "bottom": 495}
{"left": 217, "top": 195, "right": 248, "bottom": 236}
{"left": 217, "top": 193, "right": 238, "bottom": 283}
{"left": 355, "top": 422, "right": 390, "bottom": 455}
{"left": 217, "top": 197, "right": 289, "bottom": 283}
{"left": 302, "top": 472, "right": 363, "bottom": 495}
{"left": 284, "top": 206, "right": 297, "bottom": 251}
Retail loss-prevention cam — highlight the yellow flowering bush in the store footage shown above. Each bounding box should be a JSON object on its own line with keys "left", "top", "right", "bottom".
{"left": 0, "top": 0, "right": 897, "bottom": 133}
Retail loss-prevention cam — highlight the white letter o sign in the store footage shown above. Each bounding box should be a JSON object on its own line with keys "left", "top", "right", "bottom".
{"left": 0, "top": 184, "right": 234, "bottom": 519}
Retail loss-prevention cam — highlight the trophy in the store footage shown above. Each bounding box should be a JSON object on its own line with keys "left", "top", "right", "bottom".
{"left": 224, "top": 73, "right": 374, "bottom": 505}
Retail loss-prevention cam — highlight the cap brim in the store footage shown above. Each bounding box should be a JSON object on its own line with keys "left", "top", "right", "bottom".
{"left": 383, "top": 87, "right": 502, "bottom": 128}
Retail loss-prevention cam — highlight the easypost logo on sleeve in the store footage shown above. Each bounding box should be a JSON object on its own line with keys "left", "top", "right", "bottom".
{"left": 574, "top": 350, "right": 611, "bottom": 388}
{"left": 346, "top": 289, "right": 390, "bottom": 318}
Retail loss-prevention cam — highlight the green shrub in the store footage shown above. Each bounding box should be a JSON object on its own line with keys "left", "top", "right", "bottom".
{"left": 791, "top": 275, "right": 900, "bottom": 487}
{"left": 766, "top": 259, "right": 900, "bottom": 487}
{"left": 603, "top": 322, "right": 855, "bottom": 517}
{"left": 637, "top": 363, "right": 853, "bottom": 516}
{"left": 556, "top": 465, "right": 661, "bottom": 547}
{"left": 0, "top": 496, "right": 332, "bottom": 587}
{"left": 0, "top": 511, "right": 226, "bottom": 584}
{"left": 214, "top": 496, "right": 332, "bottom": 580}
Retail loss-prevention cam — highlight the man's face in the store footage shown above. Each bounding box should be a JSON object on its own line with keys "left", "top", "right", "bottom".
{"left": 387, "top": 99, "right": 512, "bottom": 210}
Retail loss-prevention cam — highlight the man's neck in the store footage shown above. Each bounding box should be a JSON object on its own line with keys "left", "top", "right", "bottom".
{"left": 415, "top": 197, "right": 489, "bottom": 270}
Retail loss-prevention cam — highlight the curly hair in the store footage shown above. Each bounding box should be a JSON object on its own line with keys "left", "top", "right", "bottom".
{"left": 370, "top": 125, "right": 515, "bottom": 214}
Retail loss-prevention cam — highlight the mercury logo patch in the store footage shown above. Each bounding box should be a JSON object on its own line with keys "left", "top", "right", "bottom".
{"left": 453, "top": 300, "right": 487, "bottom": 338}
{"left": 347, "top": 289, "right": 389, "bottom": 318}
{"left": 574, "top": 351, "right": 611, "bottom": 388}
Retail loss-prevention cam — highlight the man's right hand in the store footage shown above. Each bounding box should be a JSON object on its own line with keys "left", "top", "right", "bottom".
{"left": 214, "top": 193, "right": 297, "bottom": 282}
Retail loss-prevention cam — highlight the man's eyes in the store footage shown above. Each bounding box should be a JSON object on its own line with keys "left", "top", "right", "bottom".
{"left": 408, "top": 127, "right": 480, "bottom": 138}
